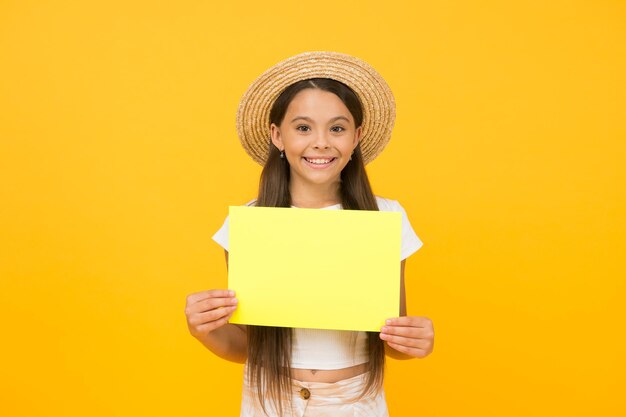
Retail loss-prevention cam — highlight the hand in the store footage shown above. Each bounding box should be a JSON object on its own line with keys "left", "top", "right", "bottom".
{"left": 185, "top": 289, "right": 238, "bottom": 341}
{"left": 380, "top": 316, "right": 434, "bottom": 358}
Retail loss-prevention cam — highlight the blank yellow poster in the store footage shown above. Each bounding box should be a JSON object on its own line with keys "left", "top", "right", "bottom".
{"left": 228, "top": 206, "right": 402, "bottom": 332}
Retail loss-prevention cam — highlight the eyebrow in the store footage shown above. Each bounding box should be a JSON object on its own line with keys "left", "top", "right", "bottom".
{"left": 290, "top": 116, "right": 351, "bottom": 124}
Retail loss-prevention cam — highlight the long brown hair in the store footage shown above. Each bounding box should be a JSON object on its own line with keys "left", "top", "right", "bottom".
{"left": 247, "top": 78, "right": 385, "bottom": 415}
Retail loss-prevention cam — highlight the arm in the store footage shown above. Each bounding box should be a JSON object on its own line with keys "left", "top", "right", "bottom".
{"left": 381, "top": 260, "right": 435, "bottom": 359}
{"left": 184, "top": 250, "right": 248, "bottom": 363}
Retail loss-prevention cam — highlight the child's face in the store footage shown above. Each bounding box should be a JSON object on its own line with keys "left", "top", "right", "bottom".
{"left": 270, "top": 88, "right": 362, "bottom": 189}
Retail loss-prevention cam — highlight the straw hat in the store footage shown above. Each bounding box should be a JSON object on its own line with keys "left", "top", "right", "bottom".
{"left": 236, "top": 51, "right": 396, "bottom": 165}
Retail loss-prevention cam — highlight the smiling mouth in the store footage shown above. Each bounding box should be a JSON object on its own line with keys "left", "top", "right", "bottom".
{"left": 303, "top": 157, "right": 336, "bottom": 165}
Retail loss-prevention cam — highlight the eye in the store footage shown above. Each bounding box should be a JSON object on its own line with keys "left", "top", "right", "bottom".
{"left": 296, "top": 125, "right": 311, "bottom": 132}
{"left": 330, "top": 126, "right": 345, "bottom": 133}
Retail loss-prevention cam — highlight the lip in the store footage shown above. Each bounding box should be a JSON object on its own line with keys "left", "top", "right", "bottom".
{"left": 302, "top": 156, "right": 337, "bottom": 169}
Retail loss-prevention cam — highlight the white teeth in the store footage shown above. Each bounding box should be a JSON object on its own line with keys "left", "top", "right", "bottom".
{"left": 306, "top": 158, "right": 332, "bottom": 164}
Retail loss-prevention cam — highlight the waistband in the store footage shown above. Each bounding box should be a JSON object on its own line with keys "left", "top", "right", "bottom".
{"left": 289, "top": 372, "right": 370, "bottom": 400}
{"left": 241, "top": 369, "right": 388, "bottom": 416}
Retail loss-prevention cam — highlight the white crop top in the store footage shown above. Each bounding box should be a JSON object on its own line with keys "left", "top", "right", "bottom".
{"left": 212, "top": 196, "right": 423, "bottom": 370}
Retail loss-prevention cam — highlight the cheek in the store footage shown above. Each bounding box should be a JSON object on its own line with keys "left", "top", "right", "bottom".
{"left": 285, "top": 143, "right": 304, "bottom": 155}
{"left": 339, "top": 141, "right": 356, "bottom": 154}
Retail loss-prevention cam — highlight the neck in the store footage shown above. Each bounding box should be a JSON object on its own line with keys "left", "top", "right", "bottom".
{"left": 289, "top": 177, "right": 342, "bottom": 208}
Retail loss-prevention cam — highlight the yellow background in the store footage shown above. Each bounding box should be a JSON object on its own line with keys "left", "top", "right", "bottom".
{"left": 1, "top": 1, "right": 624, "bottom": 416}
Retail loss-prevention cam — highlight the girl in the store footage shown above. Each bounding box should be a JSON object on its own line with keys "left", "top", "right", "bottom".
{"left": 185, "top": 52, "right": 434, "bottom": 417}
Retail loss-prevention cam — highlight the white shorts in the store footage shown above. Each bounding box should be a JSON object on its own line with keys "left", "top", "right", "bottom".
{"left": 240, "top": 370, "right": 389, "bottom": 417}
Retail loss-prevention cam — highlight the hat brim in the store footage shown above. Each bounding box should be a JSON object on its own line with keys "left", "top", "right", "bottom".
{"left": 236, "top": 51, "right": 396, "bottom": 165}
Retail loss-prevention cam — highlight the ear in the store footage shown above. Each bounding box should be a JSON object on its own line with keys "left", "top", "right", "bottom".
{"left": 270, "top": 123, "right": 284, "bottom": 151}
{"left": 352, "top": 126, "right": 362, "bottom": 150}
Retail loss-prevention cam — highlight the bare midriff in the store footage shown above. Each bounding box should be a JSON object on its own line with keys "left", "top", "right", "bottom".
{"left": 290, "top": 362, "right": 368, "bottom": 383}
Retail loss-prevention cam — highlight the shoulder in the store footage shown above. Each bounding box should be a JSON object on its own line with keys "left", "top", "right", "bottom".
{"left": 374, "top": 196, "right": 404, "bottom": 212}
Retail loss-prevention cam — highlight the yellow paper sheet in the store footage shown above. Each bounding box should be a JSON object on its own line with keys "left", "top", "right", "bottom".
{"left": 227, "top": 206, "right": 401, "bottom": 332}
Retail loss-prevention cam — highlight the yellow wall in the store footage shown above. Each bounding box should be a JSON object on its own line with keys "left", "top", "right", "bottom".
{"left": 1, "top": 1, "right": 624, "bottom": 415}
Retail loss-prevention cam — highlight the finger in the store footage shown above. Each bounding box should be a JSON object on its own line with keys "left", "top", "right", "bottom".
{"left": 186, "top": 289, "right": 237, "bottom": 309}
{"left": 186, "top": 297, "right": 238, "bottom": 315}
{"left": 195, "top": 310, "right": 236, "bottom": 333}
{"left": 379, "top": 333, "right": 431, "bottom": 350}
{"left": 380, "top": 325, "right": 434, "bottom": 340}
{"left": 197, "top": 297, "right": 238, "bottom": 311}
{"left": 385, "top": 316, "right": 432, "bottom": 328}
{"left": 188, "top": 305, "right": 237, "bottom": 327}
{"left": 385, "top": 341, "right": 430, "bottom": 359}
{"left": 186, "top": 289, "right": 235, "bottom": 305}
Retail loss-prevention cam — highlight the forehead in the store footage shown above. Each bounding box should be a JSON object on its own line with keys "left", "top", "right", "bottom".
{"left": 285, "top": 89, "right": 352, "bottom": 119}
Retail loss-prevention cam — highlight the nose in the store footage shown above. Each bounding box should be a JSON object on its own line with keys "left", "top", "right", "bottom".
{"left": 312, "top": 130, "right": 331, "bottom": 149}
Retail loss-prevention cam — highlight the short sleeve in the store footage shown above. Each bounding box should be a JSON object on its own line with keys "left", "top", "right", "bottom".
{"left": 211, "top": 199, "right": 256, "bottom": 251}
{"left": 395, "top": 201, "right": 423, "bottom": 260}
{"left": 375, "top": 197, "right": 423, "bottom": 260}
{"left": 212, "top": 215, "right": 230, "bottom": 251}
